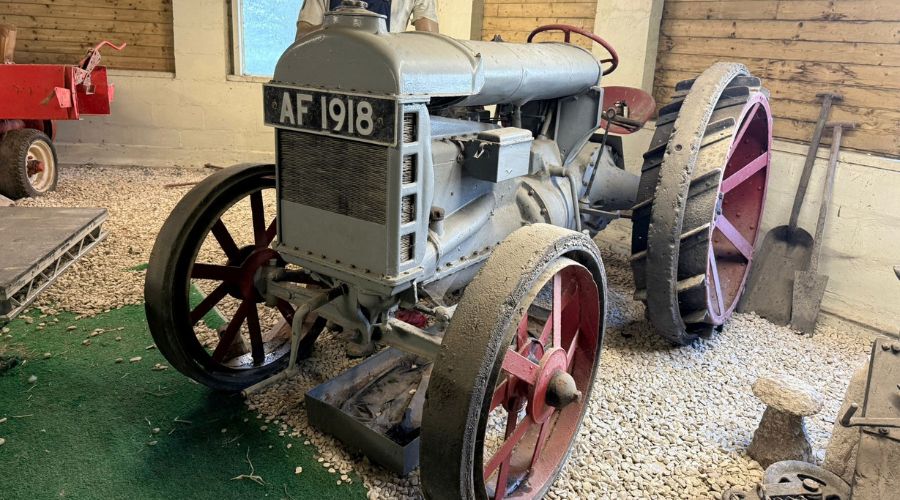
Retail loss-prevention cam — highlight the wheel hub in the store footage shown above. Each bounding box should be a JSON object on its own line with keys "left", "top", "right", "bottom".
{"left": 530, "top": 347, "right": 571, "bottom": 422}
{"left": 546, "top": 370, "right": 581, "bottom": 409}
{"left": 227, "top": 246, "right": 282, "bottom": 302}
{"left": 27, "top": 159, "right": 45, "bottom": 176}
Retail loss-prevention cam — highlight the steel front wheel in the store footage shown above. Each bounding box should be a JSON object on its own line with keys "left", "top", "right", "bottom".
{"left": 421, "top": 224, "right": 607, "bottom": 499}
{"left": 144, "top": 163, "right": 324, "bottom": 391}
{"left": 0, "top": 128, "right": 59, "bottom": 199}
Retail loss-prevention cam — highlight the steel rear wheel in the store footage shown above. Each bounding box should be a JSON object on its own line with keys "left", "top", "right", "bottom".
{"left": 630, "top": 63, "right": 772, "bottom": 345}
{"left": 421, "top": 224, "right": 607, "bottom": 499}
{"left": 144, "top": 163, "right": 324, "bottom": 392}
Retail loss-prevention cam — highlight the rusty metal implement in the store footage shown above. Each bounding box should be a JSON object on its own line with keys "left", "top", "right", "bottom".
{"left": 790, "top": 122, "right": 854, "bottom": 334}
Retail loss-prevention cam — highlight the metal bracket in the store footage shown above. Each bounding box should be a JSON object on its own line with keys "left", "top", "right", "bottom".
{"left": 378, "top": 318, "right": 443, "bottom": 361}
{"left": 839, "top": 338, "right": 900, "bottom": 442}
{"left": 840, "top": 403, "right": 900, "bottom": 429}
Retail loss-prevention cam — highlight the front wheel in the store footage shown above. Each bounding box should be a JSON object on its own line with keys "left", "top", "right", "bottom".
{"left": 421, "top": 224, "right": 607, "bottom": 499}
{"left": 144, "top": 163, "right": 325, "bottom": 392}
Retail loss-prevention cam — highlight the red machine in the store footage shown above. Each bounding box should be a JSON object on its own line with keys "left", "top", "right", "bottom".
{"left": 0, "top": 40, "right": 125, "bottom": 199}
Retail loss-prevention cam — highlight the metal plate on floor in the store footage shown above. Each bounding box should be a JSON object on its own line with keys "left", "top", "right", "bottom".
{"left": 305, "top": 347, "right": 430, "bottom": 475}
{"left": 0, "top": 207, "right": 107, "bottom": 321}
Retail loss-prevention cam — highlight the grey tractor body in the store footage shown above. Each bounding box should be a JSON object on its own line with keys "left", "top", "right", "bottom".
{"left": 264, "top": 6, "right": 635, "bottom": 346}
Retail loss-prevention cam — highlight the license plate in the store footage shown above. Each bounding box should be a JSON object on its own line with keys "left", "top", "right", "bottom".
{"left": 263, "top": 85, "right": 396, "bottom": 146}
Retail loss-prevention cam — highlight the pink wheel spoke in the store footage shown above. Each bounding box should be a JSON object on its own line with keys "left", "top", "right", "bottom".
{"left": 191, "top": 263, "right": 240, "bottom": 282}
{"left": 264, "top": 218, "right": 278, "bottom": 246}
{"left": 250, "top": 191, "right": 266, "bottom": 247}
{"left": 517, "top": 315, "right": 529, "bottom": 349}
{"left": 501, "top": 349, "right": 540, "bottom": 385}
{"left": 731, "top": 102, "right": 761, "bottom": 150}
{"left": 715, "top": 215, "right": 754, "bottom": 259}
{"left": 211, "top": 219, "right": 240, "bottom": 260}
{"left": 484, "top": 416, "right": 535, "bottom": 479}
{"left": 494, "top": 457, "right": 511, "bottom": 500}
{"left": 246, "top": 305, "right": 265, "bottom": 364}
{"left": 566, "top": 330, "right": 580, "bottom": 371}
{"left": 539, "top": 273, "right": 563, "bottom": 346}
{"left": 530, "top": 419, "right": 552, "bottom": 470}
{"left": 490, "top": 379, "right": 509, "bottom": 411}
{"left": 722, "top": 152, "right": 768, "bottom": 194}
{"left": 538, "top": 316, "right": 553, "bottom": 346}
{"left": 708, "top": 246, "right": 725, "bottom": 314}
{"left": 211, "top": 300, "right": 251, "bottom": 362}
{"left": 190, "top": 282, "right": 229, "bottom": 325}
{"left": 552, "top": 273, "right": 562, "bottom": 347}
{"left": 494, "top": 401, "right": 521, "bottom": 500}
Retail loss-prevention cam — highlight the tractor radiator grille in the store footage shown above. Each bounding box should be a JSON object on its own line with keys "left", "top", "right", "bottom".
{"left": 402, "top": 155, "right": 416, "bottom": 184}
{"left": 400, "top": 234, "right": 414, "bottom": 262}
{"left": 278, "top": 130, "right": 388, "bottom": 225}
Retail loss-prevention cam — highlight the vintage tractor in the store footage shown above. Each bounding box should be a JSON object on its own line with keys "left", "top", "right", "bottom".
{"left": 145, "top": 2, "right": 772, "bottom": 497}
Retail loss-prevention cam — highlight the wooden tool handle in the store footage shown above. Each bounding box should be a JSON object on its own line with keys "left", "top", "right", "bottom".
{"left": 808, "top": 122, "right": 855, "bottom": 273}
{"left": 788, "top": 93, "right": 842, "bottom": 232}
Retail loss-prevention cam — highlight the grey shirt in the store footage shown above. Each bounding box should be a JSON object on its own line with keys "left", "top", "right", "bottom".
{"left": 297, "top": 0, "right": 438, "bottom": 33}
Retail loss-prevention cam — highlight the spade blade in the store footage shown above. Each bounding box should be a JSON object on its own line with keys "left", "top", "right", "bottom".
{"left": 738, "top": 225, "right": 814, "bottom": 325}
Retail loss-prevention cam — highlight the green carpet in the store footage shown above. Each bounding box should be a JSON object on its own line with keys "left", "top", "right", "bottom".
{"left": 0, "top": 306, "right": 367, "bottom": 500}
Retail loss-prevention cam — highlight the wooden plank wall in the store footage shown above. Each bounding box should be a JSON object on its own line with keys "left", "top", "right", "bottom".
{"left": 0, "top": 0, "right": 174, "bottom": 72}
{"left": 481, "top": 0, "right": 597, "bottom": 49}
{"left": 655, "top": 0, "right": 900, "bottom": 157}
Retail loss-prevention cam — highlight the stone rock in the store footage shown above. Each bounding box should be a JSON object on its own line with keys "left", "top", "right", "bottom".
{"left": 749, "top": 373, "right": 823, "bottom": 469}
{"left": 823, "top": 365, "right": 867, "bottom": 483}
{"left": 748, "top": 407, "right": 813, "bottom": 469}
{"left": 752, "top": 373, "right": 824, "bottom": 416}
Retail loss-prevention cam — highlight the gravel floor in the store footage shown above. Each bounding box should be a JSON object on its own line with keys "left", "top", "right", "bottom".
{"left": 17, "top": 165, "right": 880, "bottom": 499}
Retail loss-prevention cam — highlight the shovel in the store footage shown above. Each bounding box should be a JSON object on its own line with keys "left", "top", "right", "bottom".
{"left": 790, "top": 122, "right": 854, "bottom": 334}
{"left": 738, "top": 93, "right": 841, "bottom": 324}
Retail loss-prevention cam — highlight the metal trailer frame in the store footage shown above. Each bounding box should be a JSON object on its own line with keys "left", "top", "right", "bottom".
{"left": 0, "top": 207, "right": 107, "bottom": 323}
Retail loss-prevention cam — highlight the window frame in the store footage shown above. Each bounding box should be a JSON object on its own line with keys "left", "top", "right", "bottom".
{"left": 230, "top": 0, "right": 306, "bottom": 78}
{"left": 230, "top": 0, "right": 247, "bottom": 77}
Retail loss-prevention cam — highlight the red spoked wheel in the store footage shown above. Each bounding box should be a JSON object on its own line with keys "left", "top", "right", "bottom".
{"left": 422, "top": 224, "right": 607, "bottom": 499}
{"left": 145, "top": 163, "right": 326, "bottom": 391}
{"left": 630, "top": 63, "right": 772, "bottom": 344}
{"left": 708, "top": 93, "right": 772, "bottom": 324}
{"left": 527, "top": 24, "right": 618, "bottom": 75}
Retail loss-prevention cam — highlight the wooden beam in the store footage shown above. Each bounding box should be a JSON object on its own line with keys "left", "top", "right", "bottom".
{"left": 661, "top": 19, "right": 900, "bottom": 44}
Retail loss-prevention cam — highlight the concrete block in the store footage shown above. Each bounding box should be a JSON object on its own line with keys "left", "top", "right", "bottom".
{"left": 150, "top": 104, "right": 206, "bottom": 130}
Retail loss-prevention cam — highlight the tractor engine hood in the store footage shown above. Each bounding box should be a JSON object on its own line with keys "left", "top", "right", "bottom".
{"left": 272, "top": 4, "right": 602, "bottom": 106}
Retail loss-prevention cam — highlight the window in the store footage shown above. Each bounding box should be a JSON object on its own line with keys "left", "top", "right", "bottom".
{"left": 234, "top": 0, "right": 306, "bottom": 77}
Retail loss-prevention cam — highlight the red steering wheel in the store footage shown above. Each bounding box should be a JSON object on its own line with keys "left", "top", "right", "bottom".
{"left": 527, "top": 24, "right": 619, "bottom": 76}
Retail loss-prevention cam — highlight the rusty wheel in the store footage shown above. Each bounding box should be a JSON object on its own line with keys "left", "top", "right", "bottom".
{"left": 145, "top": 163, "right": 325, "bottom": 391}
{"left": 630, "top": 63, "right": 772, "bottom": 345}
{"left": 421, "top": 224, "right": 607, "bottom": 499}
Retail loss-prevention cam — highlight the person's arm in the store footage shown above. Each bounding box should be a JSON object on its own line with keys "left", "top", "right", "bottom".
{"left": 411, "top": 0, "right": 439, "bottom": 33}
{"left": 413, "top": 17, "right": 439, "bottom": 33}
{"left": 295, "top": 0, "right": 327, "bottom": 41}
{"left": 296, "top": 21, "right": 319, "bottom": 39}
